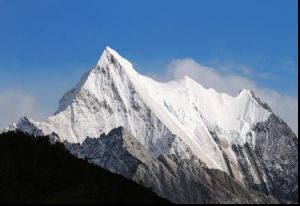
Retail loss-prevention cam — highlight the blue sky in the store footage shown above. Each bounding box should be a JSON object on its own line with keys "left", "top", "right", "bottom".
{"left": 0, "top": 0, "right": 298, "bottom": 131}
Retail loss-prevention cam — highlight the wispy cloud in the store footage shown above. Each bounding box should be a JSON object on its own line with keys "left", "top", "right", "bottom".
{"left": 159, "top": 58, "right": 298, "bottom": 135}
{"left": 0, "top": 89, "right": 49, "bottom": 128}
{"left": 213, "top": 62, "right": 280, "bottom": 80}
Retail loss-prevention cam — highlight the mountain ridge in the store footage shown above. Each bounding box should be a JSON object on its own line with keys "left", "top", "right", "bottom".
{"left": 1, "top": 47, "right": 297, "bottom": 203}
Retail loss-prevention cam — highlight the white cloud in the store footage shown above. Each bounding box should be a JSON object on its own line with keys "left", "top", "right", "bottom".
{"left": 165, "top": 58, "right": 298, "bottom": 135}
{"left": 0, "top": 89, "right": 49, "bottom": 128}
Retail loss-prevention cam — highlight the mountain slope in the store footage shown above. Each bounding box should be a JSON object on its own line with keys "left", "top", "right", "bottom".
{"left": 65, "top": 126, "right": 276, "bottom": 204}
{"left": 0, "top": 131, "right": 170, "bottom": 204}
{"left": 3, "top": 47, "right": 298, "bottom": 203}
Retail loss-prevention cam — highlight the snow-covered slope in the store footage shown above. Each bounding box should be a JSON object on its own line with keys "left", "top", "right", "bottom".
{"left": 21, "top": 47, "right": 268, "bottom": 168}
{"left": 5, "top": 47, "right": 297, "bottom": 203}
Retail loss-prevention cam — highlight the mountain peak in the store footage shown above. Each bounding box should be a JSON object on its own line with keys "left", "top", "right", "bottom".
{"left": 56, "top": 47, "right": 137, "bottom": 114}
{"left": 104, "top": 46, "right": 115, "bottom": 53}
{"left": 102, "top": 46, "right": 119, "bottom": 60}
{"left": 97, "top": 47, "right": 133, "bottom": 70}
{"left": 97, "top": 46, "right": 117, "bottom": 67}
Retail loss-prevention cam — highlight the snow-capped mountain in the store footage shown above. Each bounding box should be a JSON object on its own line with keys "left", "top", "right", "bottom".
{"left": 4, "top": 47, "right": 298, "bottom": 203}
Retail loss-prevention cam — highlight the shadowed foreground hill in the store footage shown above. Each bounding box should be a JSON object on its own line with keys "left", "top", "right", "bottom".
{"left": 0, "top": 131, "right": 170, "bottom": 204}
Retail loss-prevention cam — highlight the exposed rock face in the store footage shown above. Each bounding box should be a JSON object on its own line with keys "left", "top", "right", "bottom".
{"left": 3, "top": 47, "right": 297, "bottom": 203}
{"left": 65, "top": 126, "right": 277, "bottom": 204}
{"left": 252, "top": 114, "right": 298, "bottom": 203}
{"left": 209, "top": 114, "right": 298, "bottom": 203}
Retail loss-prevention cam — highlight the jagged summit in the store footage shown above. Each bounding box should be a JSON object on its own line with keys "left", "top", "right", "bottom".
{"left": 58, "top": 47, "right": 264, "bottom": 119}
{"left": 56, "top": 47, "right": 136, "bottom": 113}
{"left": 97, "top": 46, "right": 119, "bottom": 67}
{"left": 97, "top": 46, "right": 136, "bottom": 74}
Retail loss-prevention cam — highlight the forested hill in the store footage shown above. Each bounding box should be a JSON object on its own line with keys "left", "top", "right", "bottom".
{"left": 0, "top": 131, "right": 170, "bottom": 204}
